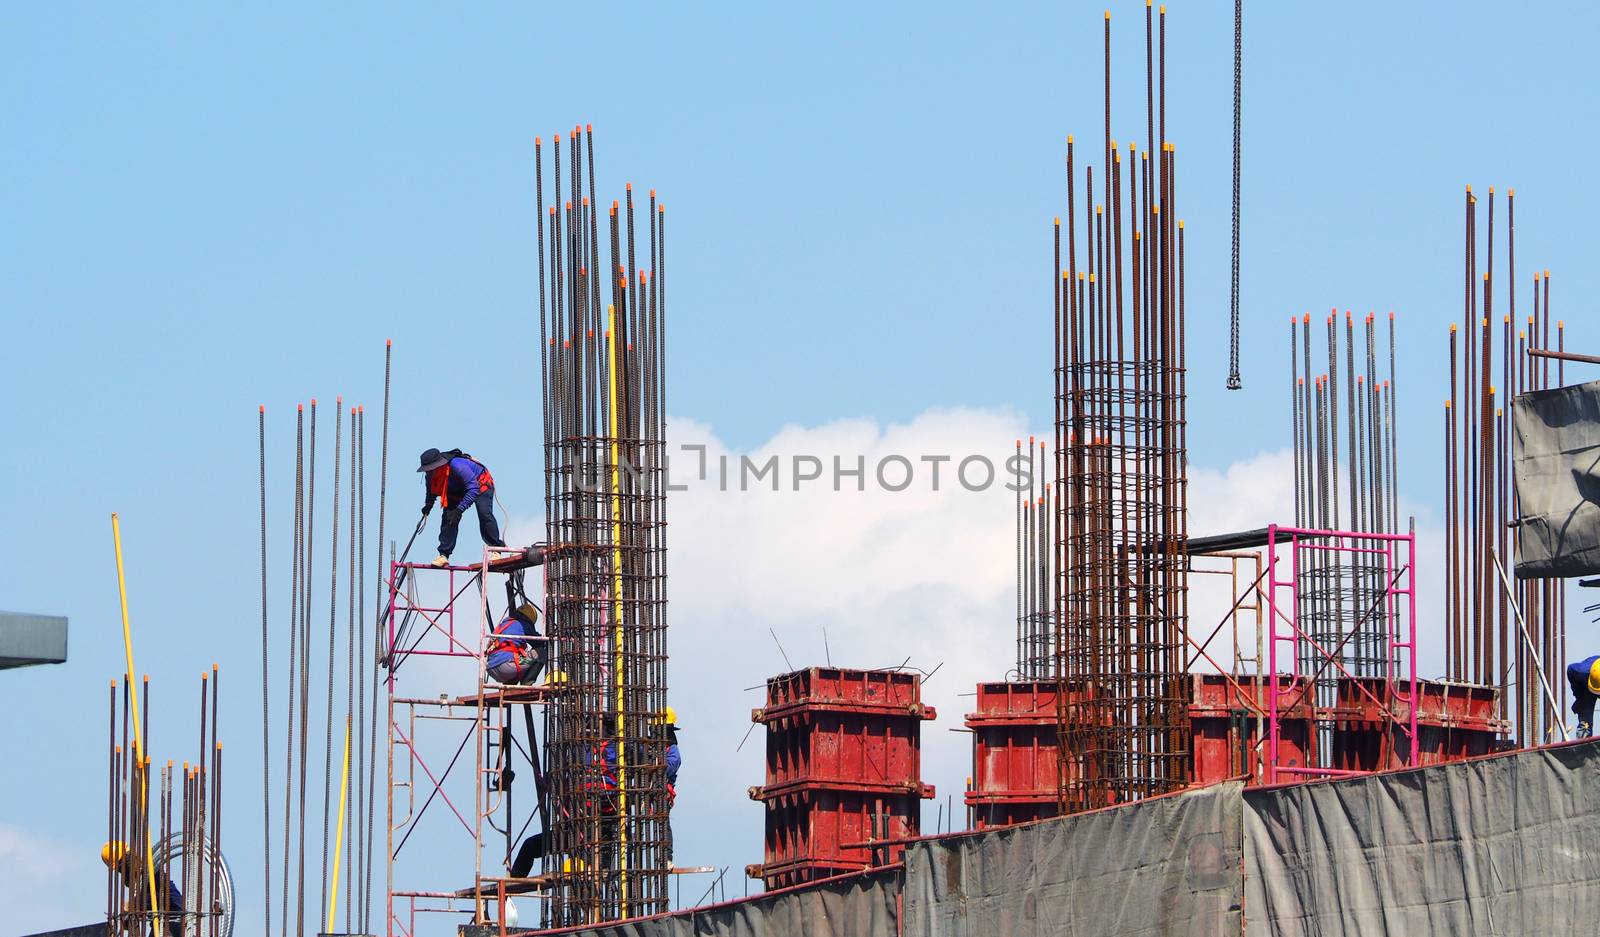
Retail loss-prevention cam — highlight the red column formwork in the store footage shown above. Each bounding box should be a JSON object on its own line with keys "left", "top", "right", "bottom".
{"left": 746, "top": 667, "right": 936, "bottom": 890}
{"left": 1188, "top": 672, "right": 1317, "bottom": 786}
{"left": 1332, "top": 676, "right": 1508, "bottom": 772}
{"left": 965, "top": 681, "right": 1061, "bottom": 829}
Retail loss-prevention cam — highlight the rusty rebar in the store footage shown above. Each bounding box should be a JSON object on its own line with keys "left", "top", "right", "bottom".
{"left": 535, "top": 126, "right": 673, "bottom": 925}
{"left": 1053, "top": 7, "right": 1189, "bottom": 814}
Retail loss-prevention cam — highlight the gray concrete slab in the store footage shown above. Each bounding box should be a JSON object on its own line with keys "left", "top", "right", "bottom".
{"left": 0, "top": 610, "right": 68, "bottom": 668}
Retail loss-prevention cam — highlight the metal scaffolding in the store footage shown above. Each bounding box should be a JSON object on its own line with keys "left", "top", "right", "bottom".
{"left": 535, "top": 124, "right": 673, "bottom": 927}
{"left": 1288, "top": 312, "right": 1403, "bottom": 761}
{"left": 1263, "top": 526, "right": 1419, "bottom": 783}
{"left": 1053, "top": 6, "right": 1191, "bottom": 814}
{"left": 382, "top": 548, "right": 553, "bottom": 936}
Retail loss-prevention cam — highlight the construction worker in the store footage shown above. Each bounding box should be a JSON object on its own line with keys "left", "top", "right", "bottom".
{"left": 418, "top": 447, "right": 505, "bottom": 567}
{"left": 658, "top": 707, "right": 682, "bottom": 802}
{"left": 1567, "top": 655, "right": 1600, "bottom": 738}
{"left": 102, "top": 841, "right": 185, "bottom": 937}
{"left": 583, "top": 717, "right": 622, "bottom": 870}
{"left": 487, "top": 603, "right": 546, "bottom": 686}
{"left": 658, "top": 707, "right": 682, "bottom": 865}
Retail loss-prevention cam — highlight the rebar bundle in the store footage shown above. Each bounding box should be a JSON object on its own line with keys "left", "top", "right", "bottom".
{"left": 535, "top": 125, "right": 672, "bottom": 926}
{"left": 106, "top": 671, "right": 229, "bottom": 937}
{"left": 259, "top": 394, "right": 379, "bottom": 937}
{"left": 1016, "top": 438, "right": 1057, "bottom": 679}
{"left": 1288, "top": 311, "right": 1401, "bottom": 746}
{"left": 1053, "top": 6, "right": 1191, "bottom": 814}
{"left": 1443, "top": 185, "right": 1565, "bottom": 744}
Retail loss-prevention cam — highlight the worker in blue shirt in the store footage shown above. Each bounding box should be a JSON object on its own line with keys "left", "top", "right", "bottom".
{"left": 659, "top": 707, "right": 682, "bottom": 865}
{"left": 661, "top": 707, "right": 682, "bottom": 799}
{"left": 583, "top": 710, "right": 683, "bottom": 868}
{"left": 1566, "top": 655, "right": 1600, "bottom": 738}
{"left": 486, "top": 603, "right": 546, "bottom": 686}
{"left": 418, "top": 447, "right": 505, "bottom": 566}
{"left": 104, "top": 841, "right": 185, "bottom": 937}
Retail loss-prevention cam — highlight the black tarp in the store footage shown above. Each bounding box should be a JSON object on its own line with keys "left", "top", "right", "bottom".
{"left": 470, "top": 741, "right": 1600, "bottom": 936}
{"left": 1243, "top": 740, "right": 1600, "bottom": 934}
{"left": 902, "top": 782, "right": 1243, "bottom": 937}
{"left": 1512, "top": 379, "right": 1600, "bottom": 578}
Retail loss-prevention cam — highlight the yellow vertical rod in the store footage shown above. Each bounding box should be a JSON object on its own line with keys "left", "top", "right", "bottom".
{"left": 111, "top": 513, "right": 161, "bottom": 926}
{"left": 327, "top": 715, "right": 352, "bottom": 932}
{"left": 606, "top": 303, "right": 630, "bottom": 909}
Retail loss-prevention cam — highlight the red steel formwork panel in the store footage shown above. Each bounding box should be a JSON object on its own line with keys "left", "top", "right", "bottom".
{"left": 747, "top": 668, "right": 935, "bottom": 889}
{"left": 966, "top": 681, "right": 1060, "bottom": 829}
{"left": 1188, "top": 673, "right": 1317, "bottom": 786}
{"left": 1333, "top": 676, "right": 1508, "bottom": 772}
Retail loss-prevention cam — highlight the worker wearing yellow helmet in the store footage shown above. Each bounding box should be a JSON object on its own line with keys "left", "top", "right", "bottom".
{"left": 102, "top": 841, "right": 186, "bottom": 937}
{"left": 653, "top": 706, "right": 682, "bottom": 865}
{"left": 1566, "top": 656, "right": 1600, "bottom": 738}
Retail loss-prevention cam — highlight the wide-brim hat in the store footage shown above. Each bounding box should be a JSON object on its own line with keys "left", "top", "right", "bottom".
{"left": 418, "top": 448, "right": 449, "bottom": 472}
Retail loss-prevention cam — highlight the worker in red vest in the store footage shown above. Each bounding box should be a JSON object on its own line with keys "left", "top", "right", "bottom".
{"left": 583, "top": 722, "right": 623, "bottom": 870}
{"left": 418, "top": 447, "right": 505, "bottom": 566}
{"left": 486, "top": 603, "right": 546, "bottom": 685}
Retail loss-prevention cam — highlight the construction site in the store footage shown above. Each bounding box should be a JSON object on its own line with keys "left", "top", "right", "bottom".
{"left": 8, "top": 3, "right": 1600, "bottom": 936}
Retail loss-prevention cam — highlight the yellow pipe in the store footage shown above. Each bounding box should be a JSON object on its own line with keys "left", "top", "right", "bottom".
{"left": 606, "top": 303, "right": 630, "bottom": 909}
{"left": 327, "top": 715, "right": 352, "bottom": 932}
{"left": 111, "top": 513, "right": 161, "bottom": 925}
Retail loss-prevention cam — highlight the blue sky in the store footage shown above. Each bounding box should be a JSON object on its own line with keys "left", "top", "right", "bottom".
{"left": 3, "top": 2, "right": 1599, "bottom": 933}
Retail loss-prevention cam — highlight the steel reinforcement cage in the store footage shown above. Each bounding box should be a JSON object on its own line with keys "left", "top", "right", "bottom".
{"left": 535, "top": 125, "right": 672, "bottom": 928}
{"left": 1048, "top": 13, "right": 1194, "bottom": 813}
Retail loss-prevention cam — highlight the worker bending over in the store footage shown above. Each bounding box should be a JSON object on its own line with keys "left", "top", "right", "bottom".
{"left": 418, "top": 447, "right": 505, "bottom": 567}
{"left": 487, "top": 603, "right": 546, "bottom": 686}
{"left": 1568, "top": 655, "right": 1600, "bottom": 738}
{"left": 103, "top": 841, "right": 185, "bottom": 937}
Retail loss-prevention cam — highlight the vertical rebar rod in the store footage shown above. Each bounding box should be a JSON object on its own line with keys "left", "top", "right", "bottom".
{"left": 297, "top": 397, "right": 317, "bottom": 937}
{"left": 210, "top": 665, "right": 221, "bottom": 937}
{"left": 320, "top": 400, "right": 343, "bottom": 923}
{"left": 257, "top": 407, "right": 272, "bottom": 937}
{"left": 365, "top": 342, "right": 390, "bottom": 936}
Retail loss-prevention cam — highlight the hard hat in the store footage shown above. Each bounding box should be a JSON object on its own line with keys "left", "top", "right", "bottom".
{"left": 653, "top": 706, "right": 678, "bottom": 727}
{"left": 101, "top": 841, "right": 128, "bottom": 866}
{"left": 512, "top": 603, "right": 540, "bottom": 628}
{"left": 561, "top": 857, "right": 588, "bottom": 873}
{"left": 1587, "top": 659, "right": 1600, "bottom": 696}
{"left": 547, "top": 670, "right": 569, "bottom": 686}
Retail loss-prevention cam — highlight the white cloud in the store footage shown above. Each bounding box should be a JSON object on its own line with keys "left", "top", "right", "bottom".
{"left": 0, "top": 822, "right": 101, "bottom": 933}
{"left": 504, "top": 411, "right": 1320, "bottom": 895}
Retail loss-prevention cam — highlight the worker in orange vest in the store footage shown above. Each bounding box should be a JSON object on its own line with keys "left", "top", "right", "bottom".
{"left": 418, "top": 447, "right": 505, "bottom": 566}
